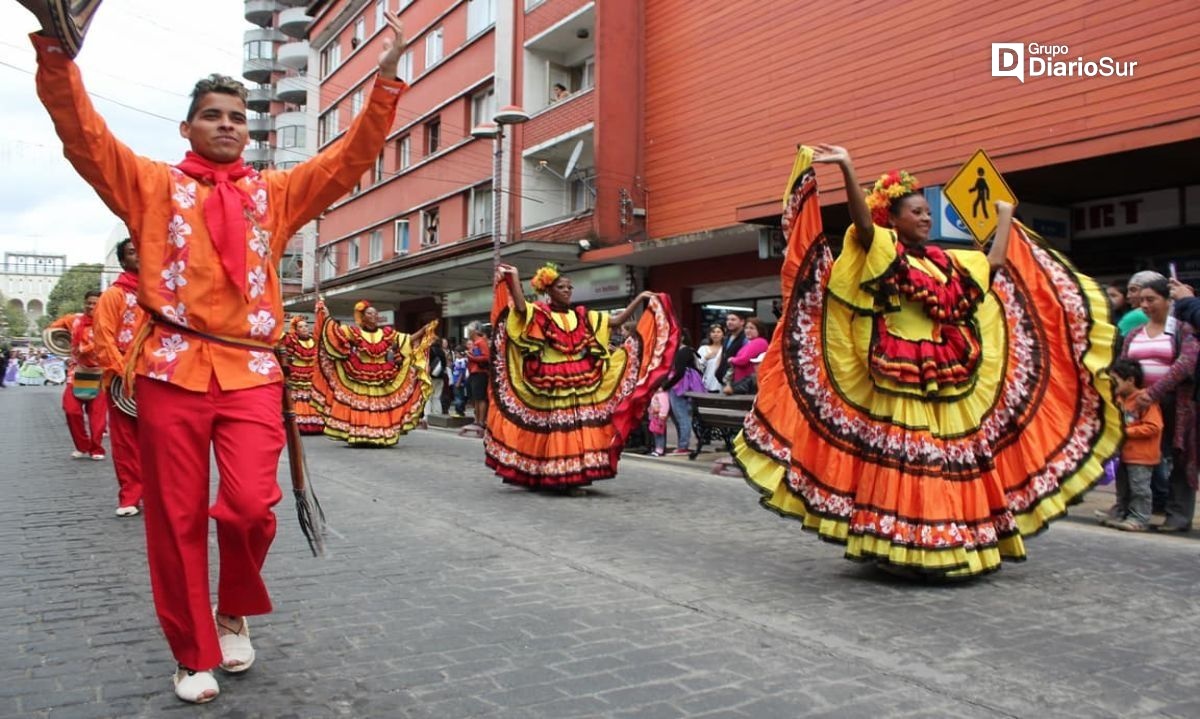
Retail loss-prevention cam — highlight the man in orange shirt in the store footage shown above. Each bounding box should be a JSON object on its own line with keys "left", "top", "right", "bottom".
{"left": 48, "top": 297, "right": 106, "bottom": 459}
{"left": 467, "top": 325, "right": 491, "bottom": 427}
{"left": 93, "top": 238, "right": 145, "bottom": 517}
{"left": 23, "top": 2, "right": 409, "bottom": 704}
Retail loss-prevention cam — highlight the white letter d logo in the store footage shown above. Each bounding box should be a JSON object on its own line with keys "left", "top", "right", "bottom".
{"left": 991, "top": 43, "right": 1024, "bottom": 83}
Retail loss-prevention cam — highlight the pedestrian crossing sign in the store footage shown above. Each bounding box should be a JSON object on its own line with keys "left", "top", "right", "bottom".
{"left": 942, "top": 149, "right": 1018, "bottom": 246}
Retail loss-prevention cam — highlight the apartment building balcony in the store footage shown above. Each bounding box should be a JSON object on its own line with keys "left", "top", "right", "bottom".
{"left": 523, "top": 4, "right": 595, "bottom": 116}
{"left": 521, "top": 128, "right": 595, "bottom": 229}
{"left": 523, "top": 88, "right": 593, "bottom": 149}
{"left": 244, "top": 0, "right": 281, "bottom": 27}
{"left": 278, "top": 6, "right": 313, "bottom": 38}
{"left": 242, "top": 58, "right": 278, "bottom": 84}
{"left": 248, "top": 115, "right": 274, "bottom": 141}
{"left": 244, "top": 145, "right": 272, "bottom": 166}
{"left": 246, "top": 85, "right": 273, "bottom": 112}
{"left": 277, "top": 41, "right": 310, "bottom": 71}
{"left": 274, "top": 74, "right": 308, "bottom": 104}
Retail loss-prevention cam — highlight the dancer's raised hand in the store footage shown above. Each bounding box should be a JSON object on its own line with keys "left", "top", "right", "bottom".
{"left": 377, "top": 11, "right": 407, "bottom": 80}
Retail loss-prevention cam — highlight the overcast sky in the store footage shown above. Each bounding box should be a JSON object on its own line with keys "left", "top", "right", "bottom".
{"left": 0, "top": 1, "right": 248, "bottom": 270}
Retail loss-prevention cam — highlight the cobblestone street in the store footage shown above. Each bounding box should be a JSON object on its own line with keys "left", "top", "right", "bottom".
{"left": 4, "top": 384, "right": 1200, "bottom": 718}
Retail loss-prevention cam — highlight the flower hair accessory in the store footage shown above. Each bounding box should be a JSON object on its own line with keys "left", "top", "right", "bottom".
{"left": 530, "top": 262, "right": 560, "bottom": 294}
{"left": 353, "top": 300, "right": 372, "bottom": 327}
{"left": 865, "top": 170, "right": 921, "bottom": 227}
{"left": 289, "top": 315, "right": 306, "bottom": 332}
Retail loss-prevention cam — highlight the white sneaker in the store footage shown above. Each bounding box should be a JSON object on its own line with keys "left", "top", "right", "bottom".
{"left": 71, "top": 450, "right": 86, "bottom": 459}
{"left": 90, "top": 453, "right": 105, "bottom": 461}
{"left": 173, "top": 666, "right": 219, "bottom": 704}
{"left": 115, "top": 506, "right": 140, "bottom": 517}
{"left": 216, "top": 615, "right": 255, "bottom": 673}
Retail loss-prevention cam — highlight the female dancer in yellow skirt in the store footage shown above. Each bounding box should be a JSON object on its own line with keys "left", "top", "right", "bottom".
{"left": 488, "top": 262, "right": 679, "bottom": 489}
{"left": 280, "top": 316, "right": 324, "bottom": 435}
{"left": 312, "top": 299, "right": 436, "bottom": 447}
{"left": 735, "top": 145, "right": 1121, "bottom": 578}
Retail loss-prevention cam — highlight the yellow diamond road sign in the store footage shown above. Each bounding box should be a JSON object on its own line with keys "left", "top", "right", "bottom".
{"left": 942, "top": 149, "right": 1017, "bottom": 246}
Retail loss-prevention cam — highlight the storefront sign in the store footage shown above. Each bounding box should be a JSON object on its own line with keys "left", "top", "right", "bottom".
{"left": 1071, "top": 189, "right": 1179, "bottom": 238}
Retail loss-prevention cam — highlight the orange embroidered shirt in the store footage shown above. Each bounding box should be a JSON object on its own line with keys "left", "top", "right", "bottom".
{"left": 93, "top": 278, "right": 146, "bottom": 386}
{"left": 1120, "top": 395, "right": 1163, "bottom": 466}
{"left": 34, "top": 34, "right": 406, "bottom": 392}
{"left": 47, "top": 312, "right": 96, "bottom": 379}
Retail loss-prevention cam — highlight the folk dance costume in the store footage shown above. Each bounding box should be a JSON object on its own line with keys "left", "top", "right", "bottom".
{"left": 313, "top": 301, "right": 436, "bottom": 447}
{"left": 735, "top": 148, "right": 1121, "bottom": 578}
{"left": 93, "top": 268, "right": 146, "bottom": 513}
{"left": 486, "top": 263, "right": 679, "bottom": 489}
{"left": 280, "top": 317, "right": 324, "bottom": 435}
{"left": 48, "top": 310, "right": 107, "bottom": 458}
{"left": 32, "top": 29, "right": 406, "bottom": 688}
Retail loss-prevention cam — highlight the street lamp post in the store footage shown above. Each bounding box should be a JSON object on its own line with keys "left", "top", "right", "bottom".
{"left": 472, "top": 104, "right": 529, "bottom": 271}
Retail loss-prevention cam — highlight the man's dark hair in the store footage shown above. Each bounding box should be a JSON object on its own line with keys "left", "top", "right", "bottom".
{"left": 1109, "top": 358, "right": 1144, "bottom": 389}
{"left": 84, "top": 289, "right": 102, "bottom": 300}
{"left": 186, "top": 74, "right": 248, "bottom": 122}
{"left": 116, "top": 238, "right": 134, "bottom": 266}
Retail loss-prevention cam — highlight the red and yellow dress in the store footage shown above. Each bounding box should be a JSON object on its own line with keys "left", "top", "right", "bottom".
{"left": 486, "top": 280, "right": 679, "bottom": 488}
{"left": 280, "top": 330, "right": 323, "bottom": 434}
{"left": 312, "top": 305, "right": 436, "bottom": 447}
{"left": 734, "top": 149, "right": 1121, "bottom": 578}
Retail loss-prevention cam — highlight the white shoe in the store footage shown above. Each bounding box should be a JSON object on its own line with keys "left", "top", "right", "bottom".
{"left": 71, "top": 450, "right": 86, "bottom": 459}
{"left": 115, "top": 506, "right": 140, "bottom": 517}
{"left": 173, "top": 666, "right": 219, "bottom": 704}
{"left": 90, "top": 453, "right": 105, "bottom": 461}
{"left": 216, "top": 615, "right": 255, "bottom": 673}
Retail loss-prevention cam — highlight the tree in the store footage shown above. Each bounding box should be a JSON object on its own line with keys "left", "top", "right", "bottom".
{"left": 1, "top": 297, "right": 29, "bottom": 337}
{"left": 45, "top": 263, "right": 103, "bottom": 321}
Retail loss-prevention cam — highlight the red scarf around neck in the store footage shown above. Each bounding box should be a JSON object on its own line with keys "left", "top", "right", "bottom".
{"left": 71, "top": 311, "right": 94, "bottom": 350}
{"left": 175, "top": 151, "right": 255, "bottom": 297}
{"left": 113, "top": 270, "right": 138, "bottom": 293}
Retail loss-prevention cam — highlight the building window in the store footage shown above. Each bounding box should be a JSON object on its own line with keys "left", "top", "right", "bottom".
{"left": 394, "top": 219, "right": 410, "bottom": 254}
{"left": 471, "top": 187, "right": 493, "bottom": 236}
{"left": 396, "top": 135, "right": 411, "bottom": 169}
{"left": 580, "top": 57, "right": 595, "bottom": 91}
{"left": 375, "top": 0, "right": 386, "bottom": 30}
{"left": 352, "top": 18, "right": 366, "bottom": 48}
{"left": 471, "top": 86, "right": 496, "bottom": 127}
{"left": 397, "top": 49, "right": 413, "bottom": 83}
{"left": 374, "top": 152, "right": 385, "bottom": 183}
{"left": 320, "top": 42, "right": 341, "bottom": 78}
{"left": 425, "top": 27, "right": 444, "bottom": 68}
{"left": 244, "top": 41, "right": 272, "bottom": 60}
{"left": 278, "top": 125, "right": 304, "bottom": 149}
{"left": 425, "top": 118, "right": 440, "bottom": 155}
{"left": 570, "top": 170, "right": 596, "bottom": 213}
{"left": 369, "top": 229, "right": 384, "bottom": 263}
{"left": 319, "top": 108, "right": 340, "bottom": 144}
{"left": 348, "top": 237, "right": 360, "bottom": 268}
{"left": 420, "top": 208, "right": 439, "bottom": 247}
{"left": 351, "top": 89, "right": 364, "bottom": 117}
{"left": 467, "top": 0, "right": 496, "bottom": 37}
{"left": 320, "top": 248, "right": 336, "bottom": 280}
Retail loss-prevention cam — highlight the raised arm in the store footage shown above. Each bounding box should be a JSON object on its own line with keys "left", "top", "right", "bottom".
{"left": 610, "top": 291, "right": 656, "bottom": 328}
{"left": 269, "top": 13, "right": 409, "bottom": 245}
{"left": 988, "top": 200, "right": 1016, "bottom": 271}
{"left": 496, "top": 264, "right": 527, "bottom": 316}
{"left": 30, "top": 34, "right": 150, "bottom": 224}
{"left": 811, "top": 144, "right": 872, "bottom": 249}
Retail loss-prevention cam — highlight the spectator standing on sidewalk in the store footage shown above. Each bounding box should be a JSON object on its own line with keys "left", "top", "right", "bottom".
{"left": 648, "top": 387, "right": 671, "bottom": 456}
{"left": 1121, "top": 276, "right": 1198, "bottom": 532}
{"left": 466, "top": 325, "right": 490, "bottom": 426}
{"left": 1103, "top": 359, "right": 1162, "bottom": 532}
{"left": 662, "top": 328, "right": 703, "bottom": 454}
{"left": 723, "top": 317, "right": 769, "bottom": 395}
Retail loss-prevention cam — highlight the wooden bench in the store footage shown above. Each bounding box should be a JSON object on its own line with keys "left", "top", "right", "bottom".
{"left": 685, "top": 392, "right": 756, "bottom": 459}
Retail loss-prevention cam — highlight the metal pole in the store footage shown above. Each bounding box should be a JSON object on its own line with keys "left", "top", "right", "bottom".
{"left": 492, "top": 124, "right": 504, "bottom": 270}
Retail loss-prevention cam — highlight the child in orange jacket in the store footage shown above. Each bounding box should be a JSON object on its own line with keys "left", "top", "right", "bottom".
{"left": 1107, "top": 359, "right": 1163, "bottom": 531}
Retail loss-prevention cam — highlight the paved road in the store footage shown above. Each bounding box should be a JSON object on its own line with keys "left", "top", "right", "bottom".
{"left": 3, "top": 384, "right": 1200, "bottom": 718}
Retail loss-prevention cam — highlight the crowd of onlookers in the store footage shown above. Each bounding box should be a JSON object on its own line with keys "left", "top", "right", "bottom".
{"left": 1100, "top": 271, "right": 1199, "bottom": 534}
{"left": 0, "top": 346, "right": 68, "bottom": 387}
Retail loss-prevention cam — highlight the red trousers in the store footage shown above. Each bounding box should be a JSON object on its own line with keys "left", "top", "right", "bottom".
{"left": 137, "top": 377, "right": 285, "bottom": 671}
{"left": 62, "top": 382, "right": 107, "bottom": 455}
{"left": 105, "top": 393, "right": 142, "bottom": 508}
